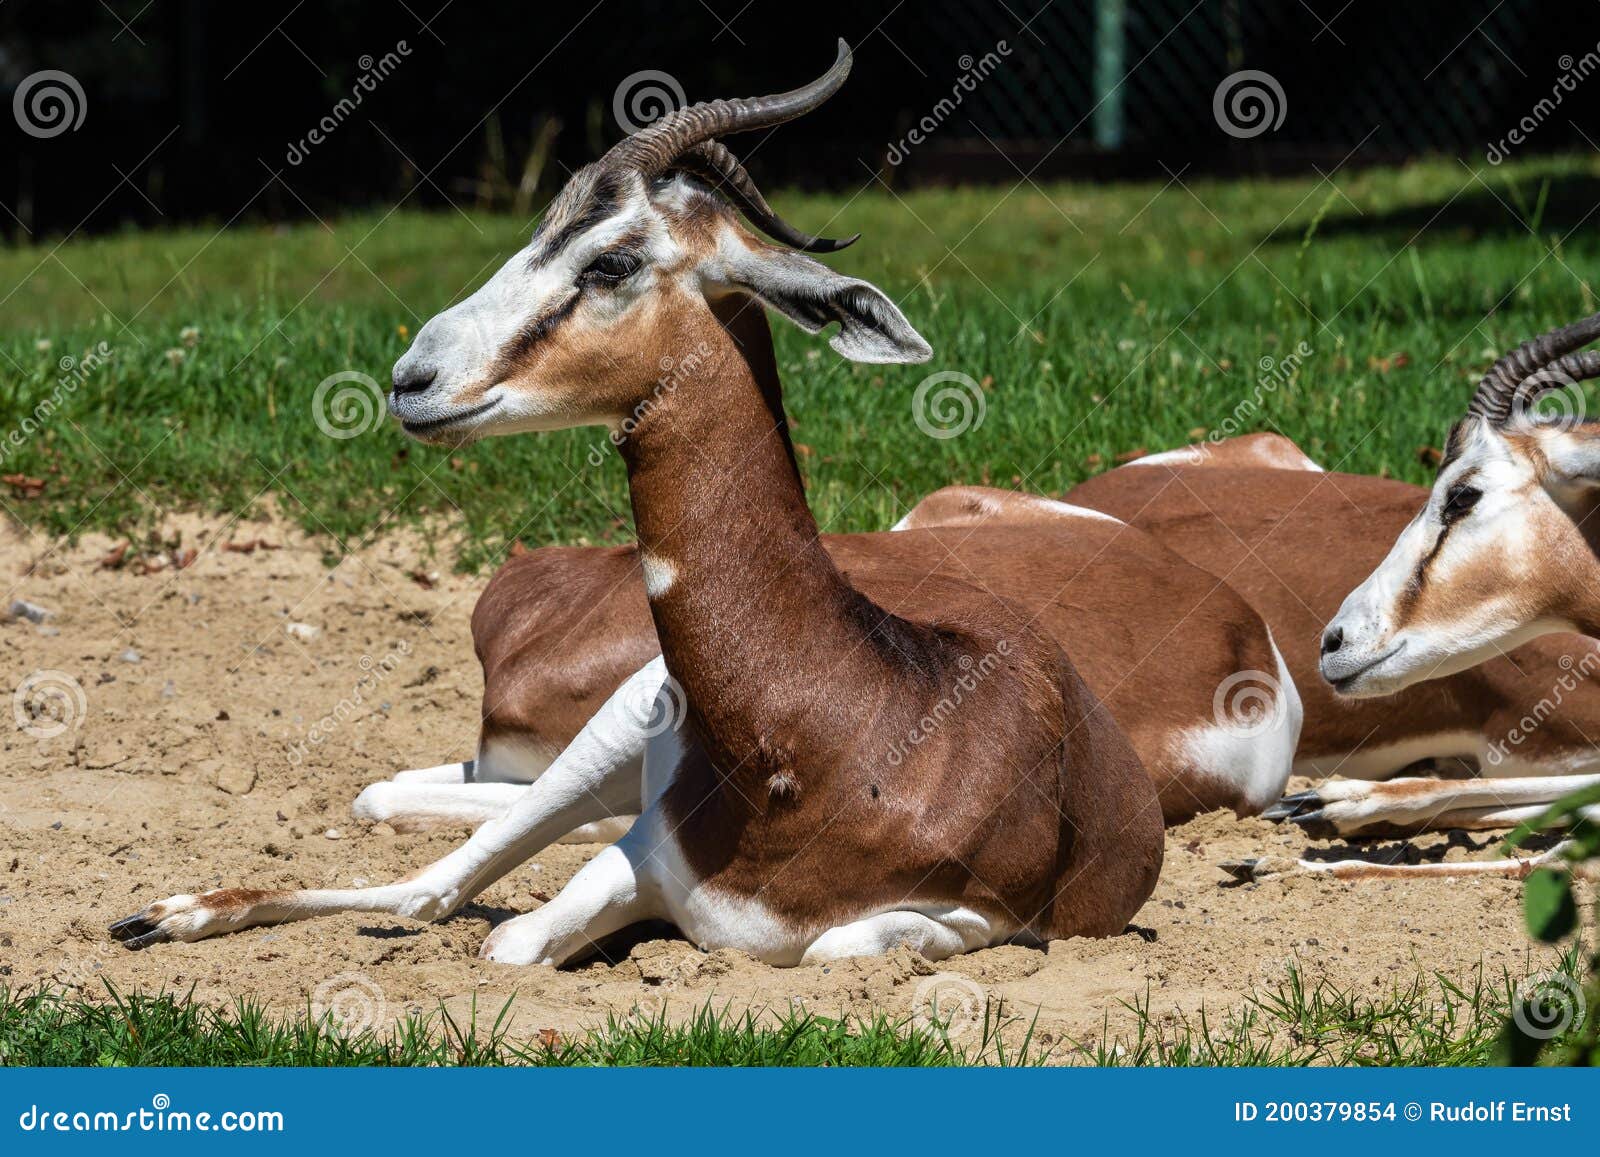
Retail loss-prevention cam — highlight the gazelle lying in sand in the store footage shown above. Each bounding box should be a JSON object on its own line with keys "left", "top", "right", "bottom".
{"left": 354, "top": 495, "right": 1300, "bottom": 835}
{"left": 1308, "top": 312, "right": 1600, "bottom": 847}
{"left": 1065, "top": 440, "right": 1600, "bottom": 841}
{"left": 115, "top": 42, "right": 1300, "bottom": 966}
{"left": 363, "top": 417, "right": 1600, "bottom": 853}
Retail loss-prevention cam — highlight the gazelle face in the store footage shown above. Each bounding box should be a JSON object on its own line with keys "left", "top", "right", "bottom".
{"left": 1321, "top": 416, "right": 1596, "bottom": 696}
{"left": 390, "top": 168, "right": 928, "bottom": 445}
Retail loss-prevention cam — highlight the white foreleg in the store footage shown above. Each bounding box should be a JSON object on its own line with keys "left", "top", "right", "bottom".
{"left": 478, "top": 843, "right": 654, "bottom": 966}
{"left": 1225, "top": 841, "right": 1593, "bottom": 882}
{"left": 1268, "top": 773, "right": 1600, "bottom": 837}
{"left": 111, "top": 658, "right": 670, "bottom": 949}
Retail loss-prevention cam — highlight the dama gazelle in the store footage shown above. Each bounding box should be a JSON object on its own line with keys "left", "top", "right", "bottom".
{"left": 112, "top": 42, "right": 1261, "bottom": 966}
{"left": 1305, "top": 313, "right": 1600, "bottom": 842}
{"left": 351, "top": 501, "right": 1300, "bottom": 836}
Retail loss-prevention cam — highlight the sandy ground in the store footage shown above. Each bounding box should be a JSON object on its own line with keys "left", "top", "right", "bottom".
{"left": 0, "top": 511, "right": 1575, "bottom": 1055}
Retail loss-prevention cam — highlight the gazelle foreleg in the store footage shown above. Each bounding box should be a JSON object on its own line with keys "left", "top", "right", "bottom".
{"left": 1223, "top": 840, "right": 1595, "bottom": 883}
{"left": 110, "top": 658, "right": 670, "bottom": 949}
{"left": 478, "top": 842, "right": 654, "bottom": 966}
{"left": 1265, "top": 774, "right": 1600, "bottom": 838}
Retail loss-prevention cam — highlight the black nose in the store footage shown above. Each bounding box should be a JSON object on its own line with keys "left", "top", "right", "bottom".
{"left": 1321, "top": 626, "right": 1344, "bottom": 656}
{"left": 392, "top": 363, "right": 437, "bottom": 396}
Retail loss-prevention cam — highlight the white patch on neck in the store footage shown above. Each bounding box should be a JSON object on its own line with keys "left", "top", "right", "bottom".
{"left": 640, "top": 552, "right": 677, "bottom": 598}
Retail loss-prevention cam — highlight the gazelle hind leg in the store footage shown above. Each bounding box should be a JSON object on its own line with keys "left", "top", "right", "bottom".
{"left": 478, "top": 843, "right": 654, "bottom": 966}
{"left": 1266, "top": 773, "right": 1600, "bottom": 837}
{"left": 390, "top": 760, "right": 475, "bottom": 785}
{"left": 352, "top": 781, "right": 636, "bottom": 840}
{"left": 353, "top": 781, "right": 531, "bottom": 831}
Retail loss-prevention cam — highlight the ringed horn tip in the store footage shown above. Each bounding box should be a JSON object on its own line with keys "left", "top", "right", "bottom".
{"left": 605, "top": 39, "right": 858, "bottom": 254}
{"left": 1467, "top": 309, "right": 1600, "bottom": 425}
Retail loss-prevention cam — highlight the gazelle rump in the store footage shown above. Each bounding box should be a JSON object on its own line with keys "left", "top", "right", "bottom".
{"left": 113, "top": 43, "right": 1171, "bottom": 966}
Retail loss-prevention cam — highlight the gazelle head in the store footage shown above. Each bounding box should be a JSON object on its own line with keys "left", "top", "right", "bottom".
{"left": 1321, "top": 313, "right": 1600, "bottom": 697}
{"left": 390, "top": 40, "right": 928, "bottom": 445}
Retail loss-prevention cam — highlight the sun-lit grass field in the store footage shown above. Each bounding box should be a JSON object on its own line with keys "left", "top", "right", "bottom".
{"left": 4, "top": 155, "right": 1598, "bottom": 569}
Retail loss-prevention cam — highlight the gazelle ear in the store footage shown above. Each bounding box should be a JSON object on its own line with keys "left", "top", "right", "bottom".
{"left": 722, "top": 246, "right": 932, "bottom": 364}
{"left": 1538, "top": 427, "right": 1600, "bottom": 487}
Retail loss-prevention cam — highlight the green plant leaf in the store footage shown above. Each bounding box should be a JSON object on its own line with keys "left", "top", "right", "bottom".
{"left": 1503, "top": 782, "right": 1600, "bottom": 851}
{"left": 1523, "top": 868, "right": 1578, "bottom": 943}
{"left": 1494, "top": 1015, "right": 1548, "bottom": 1067}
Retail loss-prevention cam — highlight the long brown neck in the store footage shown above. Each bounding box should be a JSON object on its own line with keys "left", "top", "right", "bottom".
{"left": 617, "top": 297, "right": 904, "bottom": 765}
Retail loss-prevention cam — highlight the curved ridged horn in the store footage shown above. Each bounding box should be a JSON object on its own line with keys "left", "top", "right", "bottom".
{"left": 604, "top": 39, "right": 853, "bottom": 176}
{"left": 672, "top": 140, "right": 858, "bottom": 253}
{"left": 1468, "top": 311, "right": 1600, "bottom": 423}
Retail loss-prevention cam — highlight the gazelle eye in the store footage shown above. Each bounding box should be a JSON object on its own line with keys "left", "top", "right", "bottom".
{"left": 580, "top": 250, "right": 641, "bottom": 286}
{"left": 1443, "top": 484, "right": 1481, "bottom": 520}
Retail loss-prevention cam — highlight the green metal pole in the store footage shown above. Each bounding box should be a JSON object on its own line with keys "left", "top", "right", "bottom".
{"left": 1093, "top": 0, "right": 1127, "bottom": 151}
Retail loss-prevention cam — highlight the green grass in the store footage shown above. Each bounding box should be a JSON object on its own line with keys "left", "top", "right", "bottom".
{"left": 0, "top": 958, "right": 1583, "bottom": 1066}
{"left": 5, "top": 155, "right": 1600, "bottom": 568}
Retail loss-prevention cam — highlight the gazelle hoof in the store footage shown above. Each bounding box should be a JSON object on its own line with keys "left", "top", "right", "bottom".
{"left": 108, "top": 912, "right": 172, "bottom": 951}
{"left": 1218, "top": 856, "right": 1293, "bottom": 882}
{"left": 1284, "top": 809, "right": 1338, "bottom": 839}
{"left": 1260, "top": 789, "right": 1320, "bottom": 822}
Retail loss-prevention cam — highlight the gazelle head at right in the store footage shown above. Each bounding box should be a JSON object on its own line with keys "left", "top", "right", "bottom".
{"left": 388, "top": 39, "right": 928, "bottom": 448}
{"left": 1322, "top": 312, "right": 1600, "bottom": 697}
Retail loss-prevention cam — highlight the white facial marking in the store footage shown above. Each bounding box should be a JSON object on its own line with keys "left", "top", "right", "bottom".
{"left": 389, "top": 177, "right": 681, "bottom": 437}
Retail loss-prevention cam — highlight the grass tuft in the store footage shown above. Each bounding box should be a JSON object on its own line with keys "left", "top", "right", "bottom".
{"left": 0, "top": 958, "right": 1584, "bottom": 1067}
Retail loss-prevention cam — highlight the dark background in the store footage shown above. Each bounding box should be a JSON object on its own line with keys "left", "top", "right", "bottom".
{"left": 3, "top": 0, "right": 1598, "bottom": 237}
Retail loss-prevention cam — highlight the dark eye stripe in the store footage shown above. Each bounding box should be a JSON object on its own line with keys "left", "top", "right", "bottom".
{"left": 491, "top": 290, "right": 580, "bottom": 374}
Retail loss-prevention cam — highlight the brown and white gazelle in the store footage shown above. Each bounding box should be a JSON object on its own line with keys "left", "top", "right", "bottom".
{"left": 111, "top": 43, "right": 1238, "bottom": 966}
{"left": 1066, "top": 450, "right": 1600, "bottom": 851}
{"left": 352, "top": 497, "right": 1301, "bottom": 835}
{"left": 1301, "top": 313, "right": 1600, "bottom": 838}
